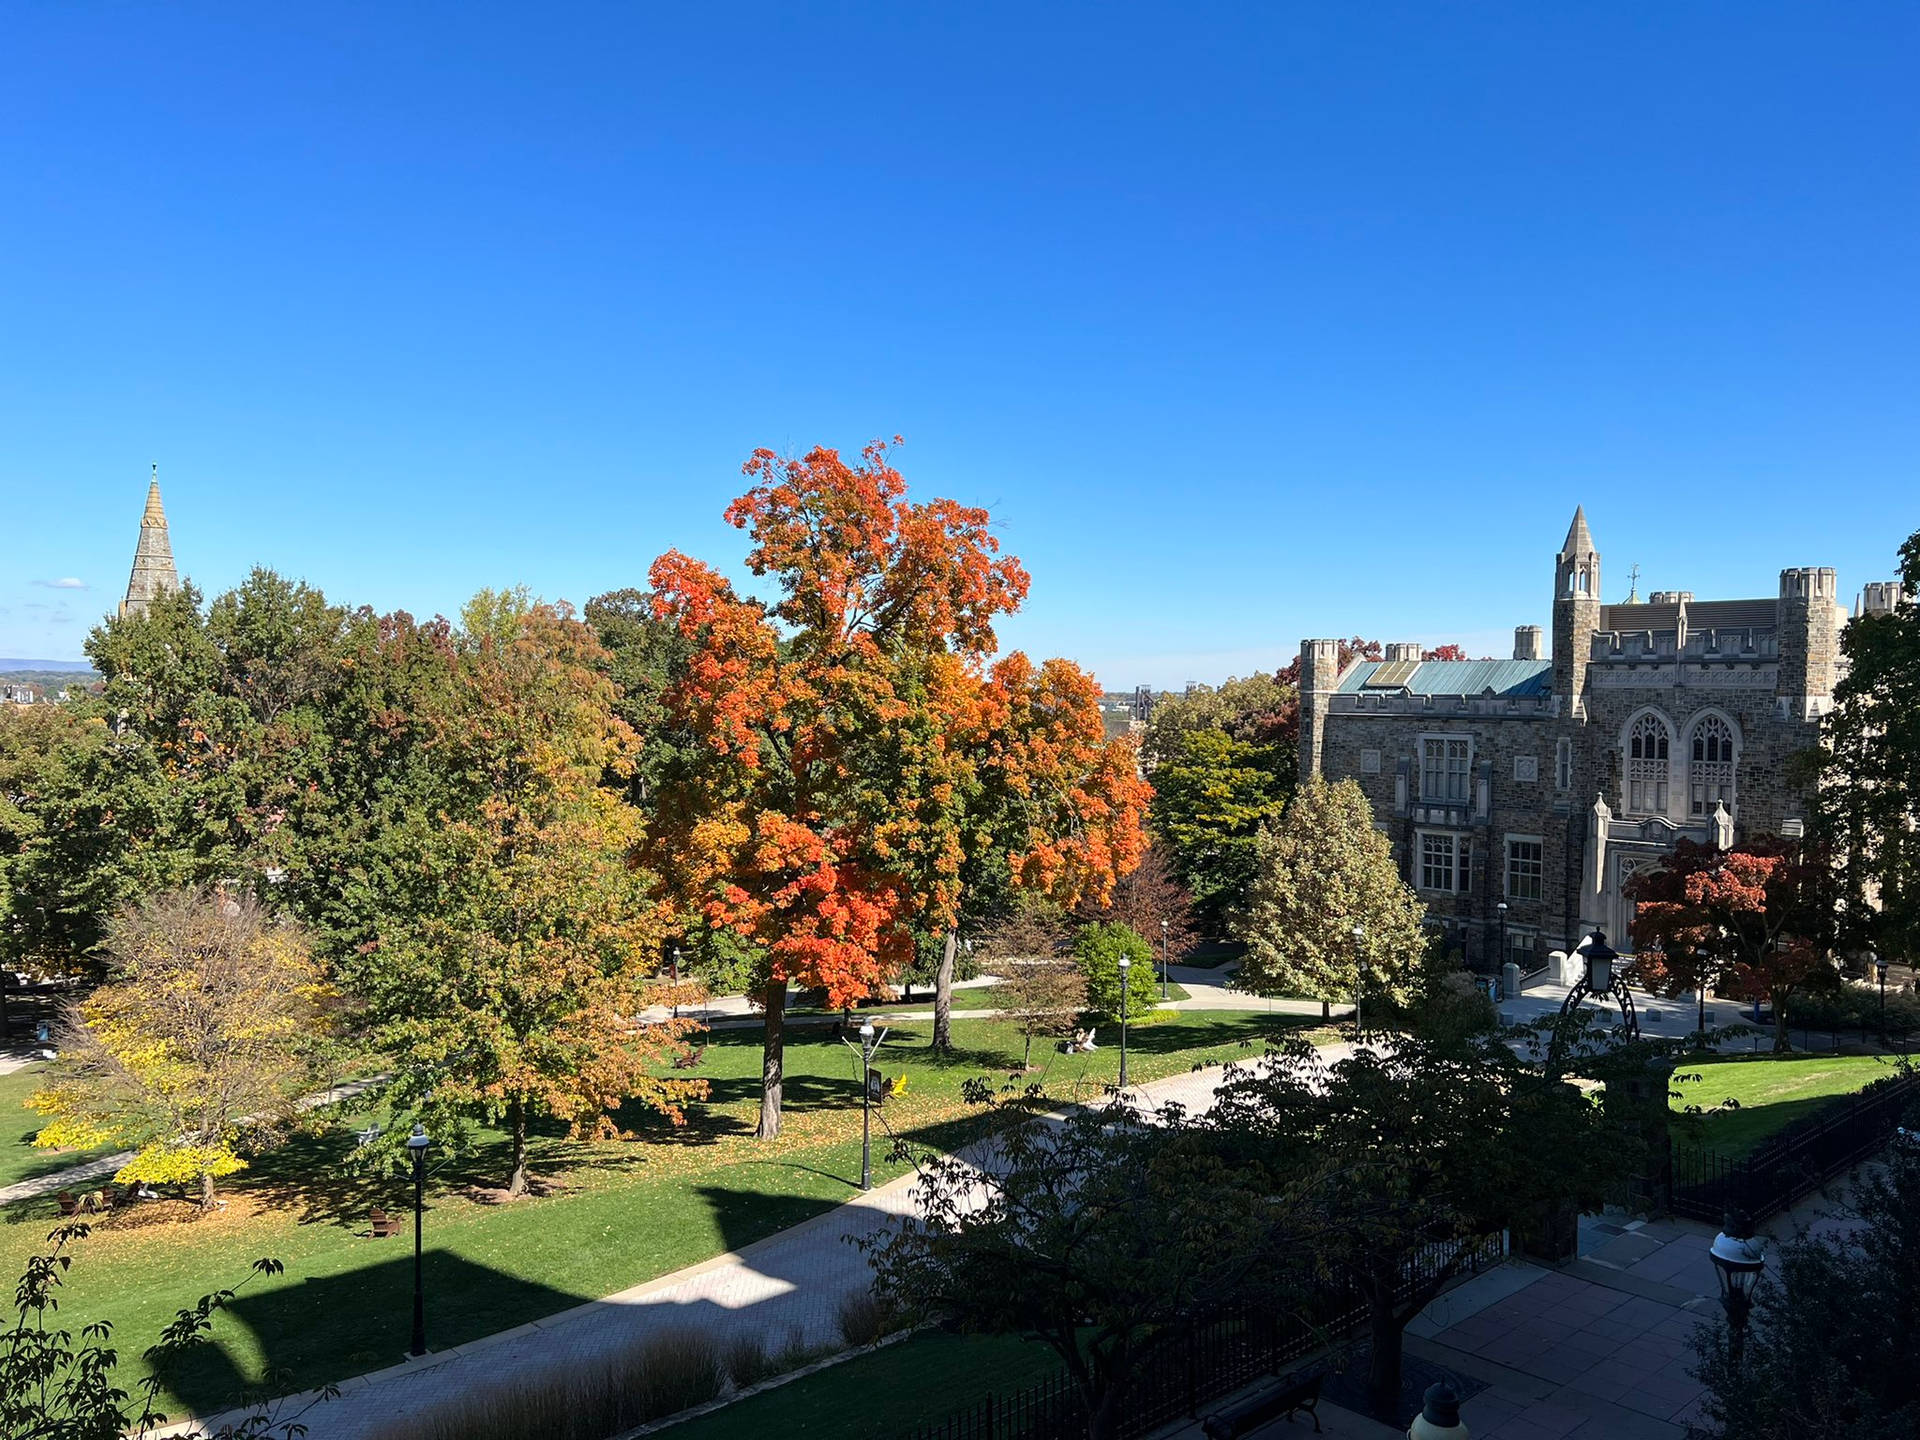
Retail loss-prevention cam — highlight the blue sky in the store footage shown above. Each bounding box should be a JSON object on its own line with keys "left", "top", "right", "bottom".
{"left": 3, "top": 3, "right": 1916, "bottom": 684}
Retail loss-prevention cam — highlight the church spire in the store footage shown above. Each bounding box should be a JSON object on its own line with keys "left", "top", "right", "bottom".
{"left": 120, "top": 464, "right": 180, "bottom": 619}
{"left": 1560, "top": 505, "right": 1596, "bottom": 561}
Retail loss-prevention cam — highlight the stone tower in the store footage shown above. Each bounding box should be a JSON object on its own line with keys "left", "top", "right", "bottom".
{"left": 1551, "top": 507, "right": 1600, "bottom": 718}
{"left": 120, "top": 465, "right": 179, "bottom": 618}
{"left": 1776, "top": 566, "right": 1841, "bottom": 720}
{"left": 1296, "top": 637, "right": 1342, "bottom": 783}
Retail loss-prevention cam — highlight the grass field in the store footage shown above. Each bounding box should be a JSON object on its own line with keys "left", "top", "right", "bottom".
{"left": 668, "top": 1331, "right": 1061, "bottom": 1440}
{"left": 1, "top": 1009, "right": 1317, "bottom": 1417}
{"left": 0, "top": 1063, "right": 118, "bottom": 1188}
{"left": 1671, "top": 1052, "right": 1906, "bottom": 1156}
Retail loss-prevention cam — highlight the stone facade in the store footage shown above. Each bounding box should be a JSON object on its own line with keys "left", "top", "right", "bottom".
{"left": 1298, "top": 510, "right": 1867, "bottom": 966}
{"left": 120, "top": 465, "right": 179, "bottom": 618}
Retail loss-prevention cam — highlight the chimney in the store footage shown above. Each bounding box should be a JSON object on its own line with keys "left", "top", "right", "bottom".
{"left": 1384, "top": 642, "right": 1422, "bottom": 663}
{"left": 1513, "top": 625, "right": 1543, "bottom": 661}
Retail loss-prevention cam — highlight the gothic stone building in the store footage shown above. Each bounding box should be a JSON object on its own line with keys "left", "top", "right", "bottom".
{"left": 1296, "top": 508, "right": 1877, "bottom": 968}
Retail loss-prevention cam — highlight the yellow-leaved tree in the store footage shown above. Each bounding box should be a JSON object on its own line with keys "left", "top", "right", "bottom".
{"left": 29, "top": 888, "right": 329, "bottom": 1207}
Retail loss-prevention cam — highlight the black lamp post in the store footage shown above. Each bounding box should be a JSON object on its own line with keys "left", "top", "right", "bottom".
{"left": 406, "top": 1123, "right": 430, "bottom": 1357}
{"left": 1872, "top": 952, "right": 1887, "bottom": 1043}
{"left": 1350, "top": 924, "right": 1366, "bottom": 1035}
{"left": 1159, "top": 917, "right": 1170, "bottom": 1002}
{"left": 1710, "top": 1210, "right": 1765, "bottom": 1370}
{"left": 1496, "top": 900, "right": 1509, "bottom": 975}
{"left": 844, "top": 1017, "right": 887, "bottom": 1191}
{"left": 1117, "top": 955, "right": 1131, "bottom": 1088}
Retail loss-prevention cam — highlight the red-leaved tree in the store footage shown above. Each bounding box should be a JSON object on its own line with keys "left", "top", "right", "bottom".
{"left": 1628, "top": 837, "right": 1838, "bottom": 1052}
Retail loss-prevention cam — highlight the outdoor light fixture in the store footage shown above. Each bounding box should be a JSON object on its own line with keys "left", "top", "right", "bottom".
{"left": 1872, "top": 951, "right": 1888, "bottom": 1039}
{"left": 1709, "top": 1211, "right": 1766, "bottom": 1369}
{"left": 1496, "top": 901, "right": 1510, "bottom": 976}
{"left": 843, "top": 1018, "right": 887, "bottom": 1191}
{"left": 1351, "top": 924, "right": 1366, "bottom": 1035}
{"left": 1160, "top": 917, "right": 1170, "bottom": 1002}
{"left": 406, "top": 1123, "right": 431, "bottom": 1357}
{"left": 1117, "top": 956, "right": 1132, "bottom": 1089}
{"left": 1548, "top": 928, "right": 1638, "bottom": 1072}
{"left": 1407, "top": 1381, "right": 1469, "bottom": 1440}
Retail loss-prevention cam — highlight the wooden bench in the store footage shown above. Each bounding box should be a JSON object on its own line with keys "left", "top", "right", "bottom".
{"left": 1201, "top": 1370, "right": 1323, "bottom": 1437}
{"left": 370, "top": 1206, "right": 403, "bottom": 1238}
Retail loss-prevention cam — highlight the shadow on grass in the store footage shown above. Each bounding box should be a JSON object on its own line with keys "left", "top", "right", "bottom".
{"left": 162, "top": 1250, "right": 592, "bottom": 1418}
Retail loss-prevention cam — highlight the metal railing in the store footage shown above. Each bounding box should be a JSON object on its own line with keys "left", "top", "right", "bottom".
{"left": 1670, "top": 1073, "right": 1920, "bottom": 1223}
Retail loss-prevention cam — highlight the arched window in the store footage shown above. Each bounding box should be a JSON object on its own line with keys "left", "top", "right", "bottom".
{"left": 1688, "top": 714, "right": 1737, "bottom": 817}
{"left": 1625, "top": 713, "right": 1671, "bottom": 815}
{"left": 1555, "top": 737, "right": 1573, "bottom": 790}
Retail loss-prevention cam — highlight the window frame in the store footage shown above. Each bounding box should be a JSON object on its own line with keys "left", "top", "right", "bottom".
{"left": 1504, "top": 834, "right": 1545, "bottom": 903}
{"left": 1418, "top": 829, "right": 1461, "bottom": 893}
{"left": 1418, "top": 734, "right": 1474, "bottom": 804}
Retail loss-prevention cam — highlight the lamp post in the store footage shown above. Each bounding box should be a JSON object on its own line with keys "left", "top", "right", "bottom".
{"left": 1160, "top": 917, "right": 1170, "bottom": 1002}
{"left": 670, "top": 944, "right": 682, "bottom": 1021}
{"left": 1496, "top": 901, "right": 1509, "bottom": 974}
{"left": 1117, "top": 956, "right": 1131, "bottom": 1089}
{"left": 406, "top": 1123, "right": 430, "bottom": 1357}
{"left": 1709, "top": 1210, "right": 1766, "bottom": 1371}
{"left": 1351, "top": 924, "right": 1366, "bottom": 1035}
{"left": 843, "top": 1018, "right": 887, "bottom": 1191}
{"left": 1871, "top": 952, "right": 1887, "bottom": 1043}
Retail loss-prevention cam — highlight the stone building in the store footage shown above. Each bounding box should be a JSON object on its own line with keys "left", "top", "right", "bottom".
{"left": 120, "top": 465, "right": 179, "bottom": 619}
{"left": 1297, "top": 509, "right": 1893, "bottom": 966}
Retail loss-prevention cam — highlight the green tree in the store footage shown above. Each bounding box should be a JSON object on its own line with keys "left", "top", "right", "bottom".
{"left": 861, "top": 1086, "right": 1307, "bottom": 1440}
{"left": 335, "top": 600, "right": 704, "bottom": 1195}
{"left": 1819, "top": 527, "right": 1920, "bottom": 960}
{"left": 1074, "top": 921, "right": 1157, "bottom": 1021}
{"left": 1231, "top": 775, "right": 1427, "bottom": 1014}
{"left": 1202, "top": 1034, "right": 1622, "bottom": 1414}
{"left": 1146, "top": 727, "right": 1290, "bottom": 929}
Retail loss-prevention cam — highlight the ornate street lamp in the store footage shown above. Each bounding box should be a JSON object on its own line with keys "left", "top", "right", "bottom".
{"left": 1117, "top": 955, "right": 1132, "bottom": 1088}
{"left": 1351, "top": 924, "right": 1366, "bottom": 1035}
{"left": 1160, "top": 917, "right": 1170, "bottom": 1002}
{"left": 1496, "top": 900, "right": 1509, "bottom": 974}
{"left": 1407, "top": 1381, "right": 1469, "bottom": 1439}
{"left": 842, "top": 1018, "right": 888, "bottom": 1191}
{"left": 406, "top": 1123, "right": 431, "bottom": 1357}
{"left": 1709, "top": 1211, "right": 1766, "bottom": 1370}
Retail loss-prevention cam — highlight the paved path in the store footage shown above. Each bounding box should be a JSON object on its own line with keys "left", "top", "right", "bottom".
{"left": 166, "top": 1048, "right": 1357, "bottom": 1440}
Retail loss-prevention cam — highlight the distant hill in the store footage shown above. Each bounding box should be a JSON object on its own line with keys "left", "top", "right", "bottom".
{"left": 0, "top": 658, "right": 94, "bottom": 673}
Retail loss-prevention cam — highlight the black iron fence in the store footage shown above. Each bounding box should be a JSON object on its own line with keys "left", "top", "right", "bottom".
{"left": 1670, "top": 1073, "right": 1920, "bottom": 1223}
{"left": 898, "top": 1232, "right": 1506, "bottom": 1440}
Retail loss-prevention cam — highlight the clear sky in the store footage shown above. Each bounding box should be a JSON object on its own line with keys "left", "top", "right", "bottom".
{"left": 3, "top": 3, "right": 1916, "bottom": 684}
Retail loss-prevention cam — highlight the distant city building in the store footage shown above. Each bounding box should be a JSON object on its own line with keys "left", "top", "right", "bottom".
{"left": 120, "top": 465, "right": 179, "bottom": 618}
{"left": 3, "top": 682, "right": 42, "bottom": 706}
{"left": 1298, "top": 507, "right": 1894, "bottom": 967}
{"left": 1131, "top": 685, "right": 1154, "bottom": 724}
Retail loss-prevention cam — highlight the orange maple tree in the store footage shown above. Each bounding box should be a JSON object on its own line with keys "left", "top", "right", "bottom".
{"left": 649, "top": 439, "right": 1147, "bottom": 1129}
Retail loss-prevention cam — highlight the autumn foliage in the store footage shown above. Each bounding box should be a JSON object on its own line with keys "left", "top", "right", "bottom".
{"left": 649, "top": 439, "right": 1147, "bottom": 1131}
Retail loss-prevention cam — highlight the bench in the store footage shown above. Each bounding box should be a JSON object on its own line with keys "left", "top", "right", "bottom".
{"left": 1201, "top": 1370, "right": 1323, "bottom": 1437}
{"left": 370, "top": 1206, "right": 403, "bottom": 1239}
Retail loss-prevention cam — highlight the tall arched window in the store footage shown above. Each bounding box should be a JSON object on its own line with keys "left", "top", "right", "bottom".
{"left": 1625, "top": 713, "right": 1671, "bottom": 815}
{"left": 1688, "top": 714, "right": 1737, "bottom": 817}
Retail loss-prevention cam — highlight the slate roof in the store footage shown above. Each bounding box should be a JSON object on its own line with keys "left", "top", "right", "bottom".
{"left": 1685, "top": 599, "right": 1778, "bottom": 631}
{"left": 1338, "top": 659, "right": 1554, "bottom": 697}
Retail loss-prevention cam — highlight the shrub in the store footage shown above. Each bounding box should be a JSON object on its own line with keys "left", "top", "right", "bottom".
{"left": 1075, "top": 922, "right": 1158, "bottom": 1021}
{"left": 722, "top": 1332, "right": 776, "bottom": 1390}
{"left": 1413, "top": 971, "right": 1499, "bottom": 1045}
{"left": 1785, "top": 984, "right": 1920, "bottom": 1034}
{"left": 834, "top": 1288, "right": 897, "bottom": 1347}
{"left": 369, "top": 1327, "right": 725, "bottom": 1440}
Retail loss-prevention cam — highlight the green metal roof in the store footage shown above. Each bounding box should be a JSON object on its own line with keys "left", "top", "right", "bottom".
{"left": 1337, "top": 658, "right": 1553, "bottom": 697}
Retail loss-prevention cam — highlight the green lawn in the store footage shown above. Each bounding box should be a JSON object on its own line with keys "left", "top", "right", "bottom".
{"left": 0, "top": 1063, "right": 118, "bottom": 1188}
{"left": 1671, "top": 1053, "right": 1904, "bottom": 1156}
{"left": 669, "top": 1332, "right": 1061, "bottom": 1440}
{"left": 2, "top": 1010, "right": 1317, "bottom": 1416}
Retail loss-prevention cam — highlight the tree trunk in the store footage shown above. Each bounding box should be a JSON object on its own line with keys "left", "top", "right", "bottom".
{"left": 758, "top": 977, "right": 787, "bottom": 1139}
{"left": 507, "top": 1098, "right": 529, "bottom": 1196}
{"left": 1023, "top": 1031, "right": 1034, "bottom": 1070}
{"left": 1367, "top": 1290, "right": 1404, "bottom": 1416}
{"left": 933, "top": 928, "right": 958, "bottom": 1053}
{"left": 1773, "top": 1003, "right": 1791, "bottom": 1054}
{"left": 199, "top": 1170, "right": 217, "bottom": 1211}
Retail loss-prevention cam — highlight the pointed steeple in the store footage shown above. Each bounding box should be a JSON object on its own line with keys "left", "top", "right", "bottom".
{"left": 120, "top": 464, "right": 180, "bottom": 619}
{"left": 1560, "top": 506, "right": 1595, "bottom": 560}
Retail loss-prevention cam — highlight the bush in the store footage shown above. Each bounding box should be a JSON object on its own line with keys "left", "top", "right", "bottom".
{"left": 1785, "top": 983, "right": 1920, "bottom": 1034}
{"left": 1412, "top": 971, "right": 1499, "bottom": 1045}
{"left": 834, "top": 1288, "right": 898, "bottom": 1347}
{"left": 723, "top": 1332, "right": 776, "bottom": 1390}
{"left": 369, "top": 1327, "right": 726, "bottom": 1440}
{"left": 1075, "top": 922, "right": 1158, "bottom": 1021}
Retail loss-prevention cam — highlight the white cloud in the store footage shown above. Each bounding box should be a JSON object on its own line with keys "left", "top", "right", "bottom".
{"left": 33, "top": 577, "right": 88, "bottom": 590}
